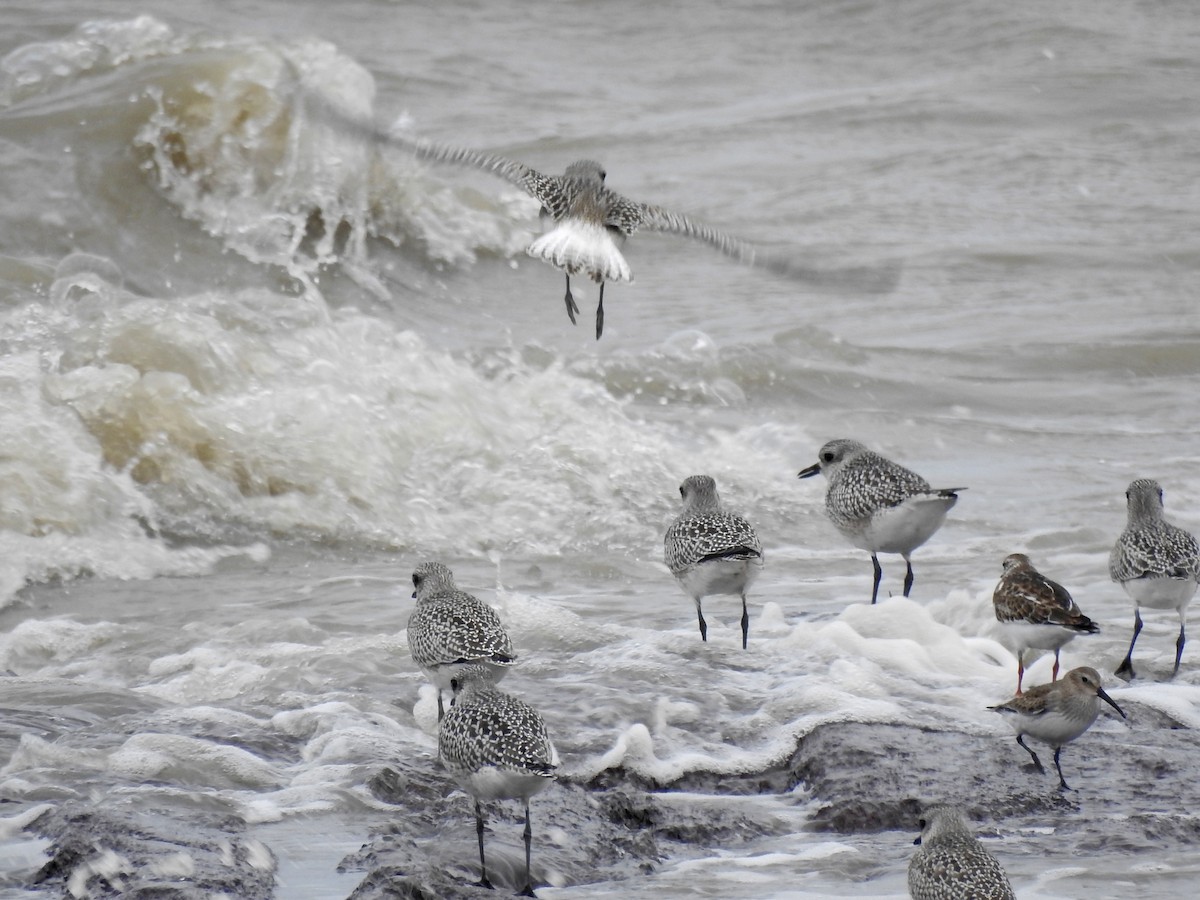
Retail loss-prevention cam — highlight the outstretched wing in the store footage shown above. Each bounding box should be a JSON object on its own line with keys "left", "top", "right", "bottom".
{"left": 289, "top": 74, "right": 570, "bottom": 217}
{"left": 385, "top": 135, "right": 572, "bottom": 219}
{"left": 609, "top": 196, "right": 900, "bottom": 294}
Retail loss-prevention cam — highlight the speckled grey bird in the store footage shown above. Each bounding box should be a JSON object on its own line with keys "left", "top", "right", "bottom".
{"left": 1109, "top": 478, "right": 1200, "bottom": 680}
{"left": 664, "top": 475, "right": 764, "bottom": 649}
{"left": 798, "top": 439, "right": 963, "bottom": 604}
{"left": 407, "top": 561, "right": 516, "bottom": 721}
{"left": 907, "top": 805, "right": 1015, "bottom": 900}
{"left": 439, "top": 665, "right": 558, "bottom": 897}
{"left": 988, "top": 666, "right": 1126, "bottom": 791}
{"left": 993, "top": 553, "right": 1099, "bottom": 694}
{"left": 290, "top": 80, "right": 901, "bottom": 340}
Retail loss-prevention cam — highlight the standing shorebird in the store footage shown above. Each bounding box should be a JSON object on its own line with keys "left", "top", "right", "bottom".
{"left": 1109, "top": 478, "right": 1200, "bottom": 680}
{"left": 290, "top": 79, "right": 900, "bottom": 339}
{"left": 797, "top": 439, "right": 963, "bottom": 604}
{"left": 439, "top": 666, "right": 558, "bottom": 897}
{"left": 408, "top": 561, "right": 517, "bottom": 722}
{"left": 664, "top": 475, "right": 764, "bottom": 649}
{"left": 988, "top": 666, "right": 1126, "bottom": 791}
{"left": 992, "top": 553, "right": 1100, "bottom": 694}
{"left": 907, "top": 805, "right": 1015, "bottom": 900}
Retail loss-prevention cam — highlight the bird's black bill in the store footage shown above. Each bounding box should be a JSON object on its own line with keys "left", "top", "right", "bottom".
{"left": 797, "top": 463, "right": 821, "bottom": 479}
{"left": 1097, "top": 687, "right": 1127, "bottom": 719}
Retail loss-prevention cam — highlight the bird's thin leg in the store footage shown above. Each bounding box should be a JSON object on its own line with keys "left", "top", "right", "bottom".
{"left": 1172, "top": 619, "right": 1186, "bottom": 678}
{"left": 740, "top": 593, "right": 749, "bottom": 650}
{"left": 870, "top": 554, "right": 883, "bottom": 605}
{"left": 517, "top": 802, "right": 537, "bottom": 898}
{"left": 474, "top": 800, "right": 493, "bottom": 890}
{"left": 437, "top": 692, "right": 445, "bottom": 722}
{"left": 1016, "top": 734, "right": 1044, "bottom": 774}
{"left": 902, "top": 557, "right": 915, "bottom": 598}
{"left": 563, "top": 274, "right": 579, "bottom": 325}
{"left": 1016, "top": 653, "right": 1025, "bottom": 696}
{"left": 1115, "top": 608, "right": 1143, "bottom": 680}
{"left": 1052, "top": 648, "right": 1061, "bottom": 682}
{"left": 696, "top": 600, "right": 708, "bottom": 642}
{"left": 594, "top": 282, "right": 605, "bottom": 340}
{"left": 1052, "top": 746, "right": 1070, "bottom": 791}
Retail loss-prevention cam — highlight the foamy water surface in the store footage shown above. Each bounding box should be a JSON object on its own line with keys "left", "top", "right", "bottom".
{"left": 2, "top": 1, "right": 1199, "bottom": 897}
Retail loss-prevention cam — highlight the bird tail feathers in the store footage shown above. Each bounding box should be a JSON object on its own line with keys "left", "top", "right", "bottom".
{"left": 528, "top": 221, "right": 632, "bottom": 283}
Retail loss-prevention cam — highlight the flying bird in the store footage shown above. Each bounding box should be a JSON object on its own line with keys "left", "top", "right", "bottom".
{"left": 292, "top": 76, "right": 901, "bottom": 339}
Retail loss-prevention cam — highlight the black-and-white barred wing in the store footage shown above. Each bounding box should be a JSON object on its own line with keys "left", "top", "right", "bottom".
{"left": 611, "top": 199, "right": 761, "bottom": 265}
{"left": 609, "top": 198, "right": 901, "bottom": 292}
{"left": 387, "top": 137, "right": 571, "bottom": 218}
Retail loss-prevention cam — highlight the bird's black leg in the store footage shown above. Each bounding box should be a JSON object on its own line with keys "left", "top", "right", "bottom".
{"left": 1016, "top": 734, "right": 1044, "bottom": 774}
{"left": 594, "top": 282, "right": 605, "bottom": 340}
{"left": 902, "top": 558, "right": 915, "bottom": 598}
{"left": 437, "top": 693, "right": 445, "bottom": 723}
{"left": 1173, "top": 621, "right": 1186, "bottom": 678}
{"left": 563, "top": 274, "right": 579, "bottom": 325}
{"left": 517, "top": 802, "right": 537, "bottom": 897}
{"left": 1115, "top": 608, "right": 1143, "bottom": 680}
{"left": 740, "top": 593, "right": 749, "bottom": 650}
{"left": 870, "top": 553, "right": 883, "bottom": 605}
{"left": 1052, "top": 746, "right": 1070, "bottom": 791}
{"left": 696, "top": 601, "right": 708, "bottom": 642}
{"left": 474, "top": 800, "right": 493, "bottom": 890}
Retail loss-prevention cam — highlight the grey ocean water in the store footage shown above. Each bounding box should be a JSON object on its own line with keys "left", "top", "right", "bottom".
{"left": 1, "top": 1, "right": 1199, "bottom": 897}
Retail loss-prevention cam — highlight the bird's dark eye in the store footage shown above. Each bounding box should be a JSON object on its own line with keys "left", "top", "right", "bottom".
{"left": 599, "top": 169, "right": 607, "bottom": 181}
{"left": 680, "top": 486, "right": 686, "bottom": 498}
{"left": 412, "top": 573, "right": 421, "bottom": 587}
{"left": 450, "top": 678, "right": 460, "bottom": 692}
{"left": 918, "top": 818, "right": 926, "bottom": 829}
{"left": 821, "top": 451, "right": 834, "bottom": 463}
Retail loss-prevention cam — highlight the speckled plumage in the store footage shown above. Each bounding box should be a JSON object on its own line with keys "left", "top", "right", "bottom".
{"left": 989, "top": 666, "right": 1126, "bottom": 790}
{"left": 798, "top": 439, "right": 963, "bottom": 604}
{"left": 907, "top": 806, "right": 1015, "bottom": 900}
{"left": 993, "top": 553, "right": 1099, "bottom": 693}
{"left": 407, "top": 562, "right": 516, "bottom": 721}
{"left": 1109, "top": 478, "right": 1200, "bottom": 679}
{"left": 664, "top": 475, "right": 764, "bottom": 649}
{"left": 439, "top": 666, "right": 557, "bottom": 897}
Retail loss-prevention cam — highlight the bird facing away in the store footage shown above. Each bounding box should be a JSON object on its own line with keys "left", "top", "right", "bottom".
{"left": 664, "top": 475, "right": 764, "bottom": 649}
{"left": 992, "top": 553, "right": 1100, "bottom": 694}
{"left": 290, "top": 81, "right": 900, "bottom": 339}
{"left": 988, "top": 666, "right": 1126, "bottom": 791}
{"left": 1109, "top": 478, "right": 1200, "bottom": 680}
{"left": 797, "top": 439, "right": 963, "bottom": 604}
{"left": 407, "top": 561, "right": 517, "bottom": 721}
{"left": 908, "top": 805, "right": 1015, "bottom": 900}
{"left": 439, "top": 665, "right": 558, "bottom": 897}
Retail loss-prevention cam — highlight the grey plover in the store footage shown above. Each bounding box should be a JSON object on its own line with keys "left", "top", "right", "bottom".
{"left": 988, "top": 666, "right": 1126, "bottom": 791}
{"left": 1109, "top": 478, "right": 1200, "bottom": 680}
{"left": 664, "top": 475, "right": 764, "bottom": 649}
{"left": 408, "top": 561, "right": 516, "bottom": 721}
{"left": 797, "top": 439, "right": 963, "bottom": 604}
{"left": 293, "top": 83, "right": 900, "bottom": 339}
{"left": 907, "top": 805, "right": 1015, "bottom": 900}
{"left": 992, "top": 553, "right": 1099, "bottom": 694}
{"left": 439, "top": 665, "right": 558, "bottom": 897}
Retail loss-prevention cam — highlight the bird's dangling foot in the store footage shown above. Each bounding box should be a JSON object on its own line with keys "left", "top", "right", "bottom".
{"left": 594, "top": 283, "right": 605, "bottom": 340}
{"left": 563, "top": 274, "right": 580, "bottom": 325}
